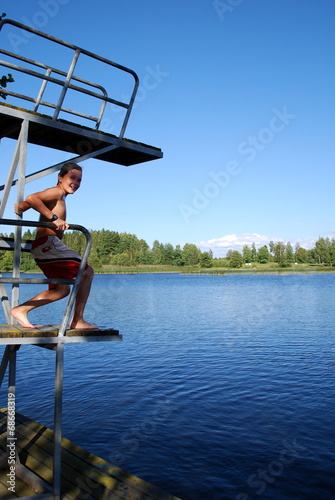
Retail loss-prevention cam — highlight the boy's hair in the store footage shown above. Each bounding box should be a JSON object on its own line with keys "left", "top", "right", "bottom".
{"left": 58, "top": 162, "right": 82, "bottom": 178}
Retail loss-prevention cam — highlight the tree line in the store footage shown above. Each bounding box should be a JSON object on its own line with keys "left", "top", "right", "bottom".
{"left": 219, "top": 239, "right": 335, "bottom": 268}
{"left": 1, "top": 230, "right": 335, "bottom": 271}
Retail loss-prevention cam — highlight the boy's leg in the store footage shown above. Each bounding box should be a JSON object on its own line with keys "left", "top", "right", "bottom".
{"left": 70, "top": 265, "right": 98, "bottom": 329}
{"left": 10, "top": 285, "right": 70, "bottom": 328}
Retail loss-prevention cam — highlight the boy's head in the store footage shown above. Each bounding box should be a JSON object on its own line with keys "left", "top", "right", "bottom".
{"left": 58, "top": 163, "right": 82, "bottom": 194}
{"left": 58, "top": 162, "right": 82, "bottom": 180}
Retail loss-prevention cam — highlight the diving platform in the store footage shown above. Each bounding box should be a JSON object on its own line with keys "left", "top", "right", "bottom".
{"left": 0, "top": 18, "right": 163, "bottom": 168}
{"left": 0, "top": 102, "right": 162, "bottom": 166}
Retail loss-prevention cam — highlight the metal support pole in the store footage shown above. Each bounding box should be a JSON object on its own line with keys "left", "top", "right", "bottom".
{"left": 0, "top": 140, "right": 20, "bottom": 218}
{"left": 34, "top": 67, "right": 52, "bottom": 112}
{"left": 0, "top": 144, "right": 119, "bottom": 191}
{"left": 0, "top": 346, "right": 11, "bottom": 387}
{"left": 53, "top": 48, "right": 80, "bottom": 120}
{"left": 0, "top": 283, "right": 11, "bottom": 324}
{"left": 12, "top": 119, "right": 29, "bottom": 314}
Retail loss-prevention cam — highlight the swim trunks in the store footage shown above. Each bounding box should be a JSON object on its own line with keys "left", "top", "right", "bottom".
{"left": 31, "top": 235, "right": 87, "bottom": 289}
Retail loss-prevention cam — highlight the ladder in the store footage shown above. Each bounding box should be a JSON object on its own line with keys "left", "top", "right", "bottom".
{"left": 0, "top": 218, "right": 121, "bottom": 499}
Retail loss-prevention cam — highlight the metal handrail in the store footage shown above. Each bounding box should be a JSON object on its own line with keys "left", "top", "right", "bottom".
{"left": 0, "top": 19, "right": 139, "bottom": 138}
{"left": 0, "top": 219, "right": 92, "bottom": 337}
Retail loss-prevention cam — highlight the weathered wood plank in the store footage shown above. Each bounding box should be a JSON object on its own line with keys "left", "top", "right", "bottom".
{"left": 0, "top": 410, "right": 181, "bottom": 500}
{"left": 7, "top": 426, "right": 155, "bottom": 499}
{"left": 0, "top": 325, "right": 120, "bottom": 339}
{"left": 0, "top": 471, "right": 38, "bottom": 498}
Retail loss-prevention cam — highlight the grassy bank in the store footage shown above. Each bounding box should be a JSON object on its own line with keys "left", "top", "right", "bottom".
{"left": 6, "top": 263, "right": 335, "bottom": 275}
{"left": 97, "top": 263, "right": 335, "bottom": 274}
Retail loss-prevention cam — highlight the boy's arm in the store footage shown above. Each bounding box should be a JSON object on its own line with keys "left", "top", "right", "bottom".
{"left": 25, "top": 189, "right": 58, "bottom": 220}
{"left": 14, "top": 200, "right": 31, "bottom": 215}
{"left": 25, "top": 187, "right": 69, "bottom": 230}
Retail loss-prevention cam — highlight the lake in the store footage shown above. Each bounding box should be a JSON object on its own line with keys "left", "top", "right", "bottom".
{"left": 1, "top": 272, "right": 334, "bottom": 499}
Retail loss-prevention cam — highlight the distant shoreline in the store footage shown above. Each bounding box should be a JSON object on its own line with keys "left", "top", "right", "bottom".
{"left": 15, "top": 265, "right": 335, "bottom": 275}
{"left": 95, "top": 264, "right": 335, "bottom": 275}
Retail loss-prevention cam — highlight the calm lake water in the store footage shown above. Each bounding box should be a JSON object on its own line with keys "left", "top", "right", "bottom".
{"left": 1, "top": 273, "right": 335, "bottom": 499}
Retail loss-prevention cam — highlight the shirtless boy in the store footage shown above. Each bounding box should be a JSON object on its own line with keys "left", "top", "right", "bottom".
{"left": 10, "top": 162, "right": 98, "bottom": 330}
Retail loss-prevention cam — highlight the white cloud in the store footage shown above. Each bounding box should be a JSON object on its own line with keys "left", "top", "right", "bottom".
{"left": 197, "top": 233, "right": 281, "bottom": 257}
{"left": 197, "top": 233, "right": 318, "bottom": 257}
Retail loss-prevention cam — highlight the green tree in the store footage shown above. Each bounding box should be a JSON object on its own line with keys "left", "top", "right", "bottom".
{"left": 0, "top": 73, "right": 14, "bottom": 100}
{"left": 257, "top": 245, "right": 270, "bottom": 264}
{"left": 307, "top": 248, "right": 317, "bottom": 264}
{"left": 200, "top": 251, "right": 213, "bottom": 268}
{"left": 286, "top": 242, "right": 294, "bottom": 264}
{"left": 315, "top": 237, "right": 330, "bottom": 265}
{"left": 251, "top": 243, "right": 257, "bottom": 262}
{"left": 329, "top": 239, "right": 335, "bottom": 266}
{"left": 0, "top": 252, "right": 13, "bottom": 271}
{"left": 162, "top": 243, "right": 174, "bottom": 265}
{"left": 20, "top": 252, "right": 38, "bottom": 272}
{"left": 183, "top": 243, "right": 200, "bottom": 266}
{"left": 110, "top": 252, "right": 133, "bottom": 266}
{"left": 173, "top": 245, "right": 185, "bottom": 266}
{"left": 151, "top": 240, "right": 164, "bottom": 265}
{"left": 242, "top": 245, "right": 252, "bottom": 263}
{"left": 226, "top": 249, "right": 233, "bottom": 260}
{"left": 135, "top": 239, "right": 151, "bottom": 264}
{"left": 97, "top": 229, "right": 120, "bottom": 261}
{"left": 229, "top": 250, "right": 243, "bottom": 268}
{"left": 295, "top": 244, "right": 307, "bottom": 263}
{"left": 269, "top": 240, "right": 275, "bottom": 256}
{"left": 63, "top": 230, "right": 85, "bottom": 255}
{"left": 118, "top": 233, "right": 140, "bottom": 264}
{"left": 212, "top": 257, "right": 229, "bottom": 267}
{"left": 273, "top": 242, "right": 288, "bottom": 267}
{"left": 88, "top": 247, "right": 100, "bottom": 267}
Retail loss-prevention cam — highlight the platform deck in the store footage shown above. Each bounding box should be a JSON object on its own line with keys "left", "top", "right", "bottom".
{"left": 0, "top": 409, "right": 181, "bottom": 500}
{"left": 0, "top": 325, "right": 122, "bottom": 346}
{"left": 0, "top": 103, "right": 163, "bottom": 166}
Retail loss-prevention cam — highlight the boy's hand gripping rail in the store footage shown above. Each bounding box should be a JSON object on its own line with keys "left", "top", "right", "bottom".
{"left": 0, "top": 218, "right": 92, "bottom": 337}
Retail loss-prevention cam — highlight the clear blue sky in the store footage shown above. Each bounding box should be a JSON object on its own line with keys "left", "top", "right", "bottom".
{"left": 1, "top": 0, "right": 335, "bottom": 256}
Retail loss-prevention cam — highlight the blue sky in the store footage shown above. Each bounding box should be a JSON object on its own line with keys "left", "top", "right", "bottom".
{"left": 1, "top": 0, "right": 335, "bottom": 257}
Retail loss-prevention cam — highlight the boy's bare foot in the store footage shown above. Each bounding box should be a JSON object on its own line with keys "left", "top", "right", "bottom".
{"left": 69, "top": 319, "right": 99, "bottom": 330}
{"left": 10, "top": 307, "right": 35, "bottom": 328}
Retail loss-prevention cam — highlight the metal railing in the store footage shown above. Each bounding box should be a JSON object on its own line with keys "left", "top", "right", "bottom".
{"left": 0, "top": 218, "right": 92, "bottom": 337}
{"left": 0, "top": 19, "right": 139, "bottom": 138}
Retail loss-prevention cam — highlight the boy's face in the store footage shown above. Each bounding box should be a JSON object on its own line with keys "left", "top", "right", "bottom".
{"left": 58, "top": 169, "right": 82, "bottom": 195}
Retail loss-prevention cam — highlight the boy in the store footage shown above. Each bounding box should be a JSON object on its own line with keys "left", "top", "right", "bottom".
{"left": 10, "top": 162, "right": 98, "bottom": 330}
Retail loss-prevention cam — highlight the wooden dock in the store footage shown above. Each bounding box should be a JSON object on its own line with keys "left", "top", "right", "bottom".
{"left": 0, "top": 409, "right": 181, "bottom": 500}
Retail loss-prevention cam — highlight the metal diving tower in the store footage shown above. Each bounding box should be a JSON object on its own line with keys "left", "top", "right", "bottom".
{"left": 0, "top": 18, "right": 163, "bottom": 499}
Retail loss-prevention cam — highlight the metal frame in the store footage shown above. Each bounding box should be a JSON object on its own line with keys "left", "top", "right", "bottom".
{"left": 0, "top": 104, "right": 122, "bottom": 500}
{"left": 0, "top": 18, "right": 139, "bottom": 139}
{"left": 0, "top": 17, "right": 166, "bottom": 498}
